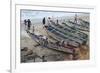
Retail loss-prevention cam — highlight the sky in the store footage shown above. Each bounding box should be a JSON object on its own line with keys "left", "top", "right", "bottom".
{"left": 21, "top": 10, "right": 89, "bottom": 21}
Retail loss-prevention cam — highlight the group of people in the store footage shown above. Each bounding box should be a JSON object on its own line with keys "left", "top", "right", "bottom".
{"left": 23, "top": 17, "right": 60, "bottom": 48}
{"left": 38, "top": 35, "right": 48, "bottom": 48}
{"left": 24, "top": 19, "right": 32, "bottom": 31}
{"left": 42, "top": 17, "right": 59, "bottom": 26}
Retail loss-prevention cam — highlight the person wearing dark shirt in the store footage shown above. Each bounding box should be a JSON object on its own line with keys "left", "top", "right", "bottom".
{"left": 24, "top": 19, "right": 27, "bottom": 30}
{"left": 27, "top": 19, "right": 31, "bottom": 30}
{"left": 42, "top": 17, "right": 46, "bottom": 25}
{"left": 56, "top": 19, "right": 59, "bottom": 25}
{"left": 24, "top": 19, "right": 27, "bottom": 25}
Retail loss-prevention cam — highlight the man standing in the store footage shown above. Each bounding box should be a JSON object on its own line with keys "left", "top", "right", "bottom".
{"left": 24, "top": 19, "right": 27, "bottom": 25}
{"left": 40, "top": 35, "right": 48, "bottom": 48}
{"left": 24, "top": 19, "right": 27, "bottom": 30}
{"left": 27, "top": 19, "right": 31, "bottom": 30}
{"left": 32, "top": 25, "right": 35, "bottom": 33}
{"left": 56, "top": 19, "right": 59, "bottom": 25}
{"left": 74, "top": 14, "right": 77, "bottom": 24}
{"left": 42, "top": 55, "right": 47, "bottom": 62}
{"left": 42, "top": 17, "right": 46, "bottom": 25}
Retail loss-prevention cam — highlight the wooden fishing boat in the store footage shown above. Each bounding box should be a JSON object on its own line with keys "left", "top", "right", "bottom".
{"left": 50, "top": 21, "right": 88, "bottom": 42}
{"left": 67, "top": 20, "right": 89, "bottom": 32}
{"left": 44, "top": 20, "right": 88, "bottom": 47}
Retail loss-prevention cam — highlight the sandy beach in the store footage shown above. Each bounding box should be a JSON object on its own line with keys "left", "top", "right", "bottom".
{"left": 20, "top": 14, "right": 90, "bottom": 63}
